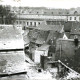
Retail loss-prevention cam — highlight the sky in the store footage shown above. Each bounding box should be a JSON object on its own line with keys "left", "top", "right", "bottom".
{"left": 0, "top": 0, "right": 80, "bottom": 9}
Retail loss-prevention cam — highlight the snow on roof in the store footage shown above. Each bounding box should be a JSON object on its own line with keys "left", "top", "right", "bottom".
{"left": 0, "top": 25, "right": 24, "bottom": 49}
{"left": 63, "top": 33, "right": 68, "bottom": 39}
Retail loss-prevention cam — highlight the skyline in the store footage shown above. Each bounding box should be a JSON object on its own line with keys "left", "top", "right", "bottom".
{"left": 0, "top": 0, "right": 80, "bottom": 9}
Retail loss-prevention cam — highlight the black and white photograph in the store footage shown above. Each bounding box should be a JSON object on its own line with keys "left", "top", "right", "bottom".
{"left": 0, "top": 0, "right": 80, "bottom": 80}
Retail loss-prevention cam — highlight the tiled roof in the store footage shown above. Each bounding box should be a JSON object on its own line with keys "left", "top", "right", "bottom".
{"left": 36, "top": 22, "right": 64, "bottom": 31}
{"left": 28, "top": 29, "right": 49, "bottom": 44}
{"left": 28, "top": 22, "right": 64, "bottom": 44}
{"left": 28, "top": 22, "right": 64, "bottom": 31}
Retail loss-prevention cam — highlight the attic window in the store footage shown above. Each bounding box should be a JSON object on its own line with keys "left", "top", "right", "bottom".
{"left": 74, "top": 11, "right": 78, "bottom": 15}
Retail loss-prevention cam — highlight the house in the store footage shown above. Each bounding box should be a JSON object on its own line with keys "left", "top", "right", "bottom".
{"left": 33, "top": 44, "right": 50, "bottom": 63}
{"left": 26, "top": 22, "right": 64, "bottom": 63}
{"left": 67, "top": 10, "right": 80, "bottom": 22}
{"left": 27, "top": 22, "right": 64, "bottom": 44}
{"left": 0, "top": 25, "right": 26, "bottom": 74}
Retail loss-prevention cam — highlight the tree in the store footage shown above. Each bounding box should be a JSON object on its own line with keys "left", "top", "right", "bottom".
{"left": 0, "top": 5, "right": 16, "bottom": 24}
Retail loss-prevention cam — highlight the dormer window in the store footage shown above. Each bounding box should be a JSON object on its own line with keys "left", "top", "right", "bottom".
{"left": 70, "top": 17, "right": 72, "bottom": 20}
{"left": 74, "top": 11, "right": 78, "bottom": 15}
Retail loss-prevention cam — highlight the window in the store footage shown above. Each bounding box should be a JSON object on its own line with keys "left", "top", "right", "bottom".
{"left": 27, "top": 22, "right": 28, "bottom": 25}
{"left": 38, "top": 22, "right": 40, "bottom": 25}
{"left": 74, "top": 17, "right": 76, "bottom": 20}
{"left": 70, "top": 17, "right": 72, "bottom": 20}
{"left": 34, "top": 22, "right": 36, "bottom": 26}
{"left": 16, "top": 21, "right": 18, "bottom": 24}
{"left": 30, "top": 22, "right": 32, "bottom": 26}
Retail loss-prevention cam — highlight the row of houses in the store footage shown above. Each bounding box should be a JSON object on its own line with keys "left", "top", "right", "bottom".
{"left": 9, "top": 7, "right": 80, "bottom": 28}
{"left": 14, "top": 13, "right": 80, "bottom": 27}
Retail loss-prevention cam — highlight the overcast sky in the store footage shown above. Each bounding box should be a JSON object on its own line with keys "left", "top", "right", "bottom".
{"left": 0, "top": 0, "right": 80, "bottom": 9}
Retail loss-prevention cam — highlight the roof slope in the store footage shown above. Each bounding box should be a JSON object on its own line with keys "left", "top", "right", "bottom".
{"left": 28, "top": 22, "right": 64, "bottom": 31}
{"left": 28, "top": 22, "right": 64, "bottom": 44}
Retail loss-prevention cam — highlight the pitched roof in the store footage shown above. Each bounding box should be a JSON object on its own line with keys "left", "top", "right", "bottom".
{"left": 28, "top": 22, "right": 64, "bottom": 31}
{"left": 0, "top": 25, "right": 24, "bottom": 49}
{"left": 28, "top": 30, "right": 49, "bottom": 44}
{"left": 28, "top": 22, "right": 64, "bottom": 44}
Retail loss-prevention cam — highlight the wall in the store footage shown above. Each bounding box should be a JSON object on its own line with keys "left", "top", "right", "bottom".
{"left": 68, "top": 16, "right": 80, "bottom": 22}
{"left": 56, "top": 39, "right": 78, "bottom": 58}
{"left": 34, "top": 50, "right": 44, "bottom": 63}
{"left": 15, "top": 19, "right": 43, "bottom": 27}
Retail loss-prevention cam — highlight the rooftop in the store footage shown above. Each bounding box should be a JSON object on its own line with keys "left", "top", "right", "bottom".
{"left": 0, "top": 25, "right": 24, "bottom": 49}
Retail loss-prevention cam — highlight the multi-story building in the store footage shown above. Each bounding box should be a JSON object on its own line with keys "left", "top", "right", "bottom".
{"left": 12, "top": 7, "right": 69, "bottom": 27}
{"left": 11, "top": 7, "right": 80, "bottom": 29}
